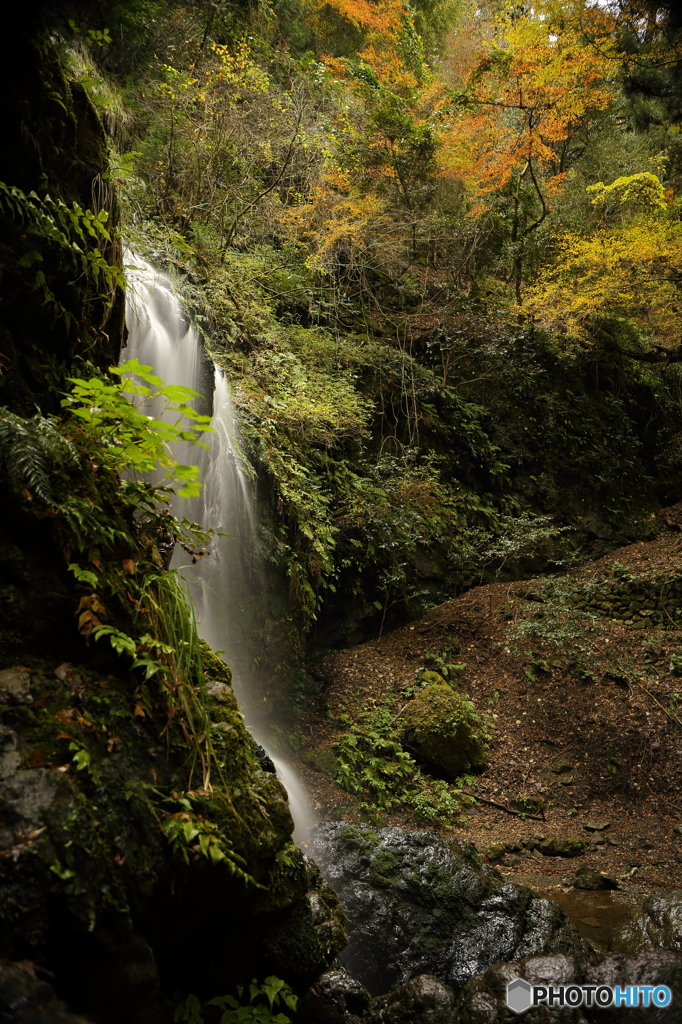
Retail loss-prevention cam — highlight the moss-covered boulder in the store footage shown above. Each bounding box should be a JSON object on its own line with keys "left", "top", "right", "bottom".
{"left": 399, "top": 684, "right": 490, "bottom": 778}
{"left": 536, "top": 836, "right": 587, "bottom": 858}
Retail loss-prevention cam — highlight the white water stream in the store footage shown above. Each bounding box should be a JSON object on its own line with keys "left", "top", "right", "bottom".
{"left": 123, "top": 254, "right": 312, "bottom": 841}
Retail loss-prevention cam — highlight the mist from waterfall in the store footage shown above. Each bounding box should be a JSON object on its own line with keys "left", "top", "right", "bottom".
{"left": 122, "top": 253, "right": 312, "bottom": 841}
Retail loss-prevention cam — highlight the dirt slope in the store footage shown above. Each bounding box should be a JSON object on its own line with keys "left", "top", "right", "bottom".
{"left": 295, "top": 509, "right": 682, "bottom": 939}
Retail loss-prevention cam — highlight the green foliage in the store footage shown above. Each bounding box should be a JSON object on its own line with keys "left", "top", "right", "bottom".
{"left": 174, "top": 977, "right": 298, "bottom": 1024}
{"left": 162, "top": 794, "right": 256, "bottom": 885}
{"left": 0, "top": 410, "right": 80, "bottom": 503}
{"left": 83, "top": 0, "right": 682, "bottom": 650}
{"left": 0, "top": 179, "right": 122, "bottom": 324}
{"left": 63, "top": 358, "right": 212, "bottom": 497}
{"left": 333, "top": 701, "right": 471, "bottom": 821}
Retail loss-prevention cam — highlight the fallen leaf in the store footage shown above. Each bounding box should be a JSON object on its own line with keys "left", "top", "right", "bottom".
{"left": 121, "top": 559, "right": 136, "bottom": 575}
{"left": 133, "top": 704, "right": 146, "bottom": 718}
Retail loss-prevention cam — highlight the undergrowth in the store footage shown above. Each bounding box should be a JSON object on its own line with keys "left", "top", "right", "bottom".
{"left": 333, "top": 701, "right": 476, "bottom": 823}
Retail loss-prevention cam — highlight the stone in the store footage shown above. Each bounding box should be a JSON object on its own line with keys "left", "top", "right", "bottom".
{"left": 302, "top": 747, "right": 340, "bottom": 778}
{"left": 609, "top": 895, "right": 682, "bottom": 954}
{"left": 551, "top": 761, "right": 574, "bottom": 775}
{"left": 309, "top": 823, "right": 588, "bottom": 995}
{"left": 572, "top": 867, "right": 619, "bottom": 890}
{"left": 253, "top": 742, "right": 275, "bottom": 773}
{"left": 399, "top": 684, "right": 489, "bottom": 778}
{"left": 0, "top": 726, "right": 21, "bottom": 781}
{"left": 510, "top": 796, "right": 545, "bottom": 814}
{"left": 456, "top": 955, "right": 583, "bottom": 1023}
{"left": 205, "top": 680, "right": 233, "bottom": 702}
{"left": 456, "top": 951, "right": 682, "bottom": 1023}
{"left": 366, "top": 974, "right": 458, "bottom": 1024}
{"left": 0, "top": 666, "right": 32, "bottom": 704}
{"left": 296, "top": 962, "right": 371, "bottom": 1023}
{"left": 535, "top": 837, "right": 586, "bottom": 858}
{"left": 0, "top": 767, "right": 63, "bottom": 828}
{"left": 583, "top": 821, "right": 611, "bottom": 832}
{"left": 318, "top": 964, "right": 371, "bottom": 1016}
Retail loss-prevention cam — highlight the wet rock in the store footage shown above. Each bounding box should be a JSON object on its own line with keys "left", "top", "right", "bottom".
{"left": 609, "top": 896, "right": 682, "bottom": 954}
{"left": 366, "top": 974, "right": 458, "bottom": 1024}
{"left": 318, "top": 964, "right": 371, "bottom": 1016}
{"left": 399, "top": 683, "right": 489, "bottom": 777}
{"left": 296, "top": 962, "right": 371, "bottom": 1022}
{"left": 0, "top": 666, "right": 33, "bottom": 704}
{"left": 536, "top": 837, "right": 587, "bottom": 858}
{"left": 457, "top": 955, "right": 586, "bottom": 1023}
{"left": 456, "top": 951, "right": 682, "bottom": 1023}
{"left": 584, "top": 951, "right": 682, "bottom": 1022}
{"left": 254, "top": 742, "right": 276, "bottom": 773}
{"left": 0, "top": 959, "right": 93, "bottom": 1023}
{"left": 310, "top": 823, "right": 588, "bottom": 995}
{"left": 573, "top": 867, "right": 619, "bottom": 890}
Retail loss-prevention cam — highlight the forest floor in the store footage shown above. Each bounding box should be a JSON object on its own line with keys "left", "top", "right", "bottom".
{"left": 295, "top": 508, "right": 682, "bottom": 948}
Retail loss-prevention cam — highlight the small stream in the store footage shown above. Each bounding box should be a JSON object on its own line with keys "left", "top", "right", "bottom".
{"left": 538, "top": 887, "right": 636, "bottom": 949}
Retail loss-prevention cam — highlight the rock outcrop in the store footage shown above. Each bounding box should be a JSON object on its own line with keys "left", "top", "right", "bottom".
{"left": 309, "top": 823, "right": 589, "bottom": 995}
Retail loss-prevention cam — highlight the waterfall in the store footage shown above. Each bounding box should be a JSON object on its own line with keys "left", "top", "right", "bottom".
{"left": 122, "top": 253, "right": 312, "bottom": 841}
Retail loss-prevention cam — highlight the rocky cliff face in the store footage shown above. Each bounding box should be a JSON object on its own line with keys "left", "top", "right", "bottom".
{"left": 0, "top": 14, "right": 345, "bottom": 1021}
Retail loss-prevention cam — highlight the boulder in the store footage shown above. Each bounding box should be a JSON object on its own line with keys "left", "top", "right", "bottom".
{"left": 366, "top": 974, "right": 458, "bottom": 1024}
{"left": 536, "top": 837, "right": 587, "bottom": 858}
{"left": 399, "top": 683, "right": 489, "bottom": 778}
{"left": 457, "top": 955, "right": 586, "bottom": 1024}
{"left": 456, "top": 951, "right": 682, "bottom": 1023}
{"left": 0, "top": 666, "right": 33, "bottom": 705}
{"left": 309, "top": 823, "right": 588, "bottom": 995}
{"left": 573, "top": 867, "right": 619, "bottom": 890}
{"left": 296, "top": 962, "right": 371, "bottom": 1023}
{"left": 609, "top": 895, "right": 682, "bottom": 954}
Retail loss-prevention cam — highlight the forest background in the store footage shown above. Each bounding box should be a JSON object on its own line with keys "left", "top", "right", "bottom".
{"left": 21, "top": 0, "right": 682, "bottom": 669}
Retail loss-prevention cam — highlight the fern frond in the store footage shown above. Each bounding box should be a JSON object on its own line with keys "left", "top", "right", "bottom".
{"left": 0, "top": 408, "right": 81, "bottom": 504}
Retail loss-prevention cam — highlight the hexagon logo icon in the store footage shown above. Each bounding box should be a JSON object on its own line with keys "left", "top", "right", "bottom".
{"left": 507, "top": 978, "right": 533, "bottom": 1014}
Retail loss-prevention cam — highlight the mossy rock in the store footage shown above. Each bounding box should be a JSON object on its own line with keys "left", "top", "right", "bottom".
{"left": 510, "top": 795, "right": 545, "bottom": 815}
{"left": 300, "top": 746, "right": 340, "bottom": 778}
{"left": 399, "top": 683, "right": 489, "bottom": 778}
{"left": 536, "top": 836, "right": 587, "bottom": 858}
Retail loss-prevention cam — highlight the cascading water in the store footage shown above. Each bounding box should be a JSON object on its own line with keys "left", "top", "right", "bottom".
{"left": 122, "top": 253, "right": 312, "bottom": 840}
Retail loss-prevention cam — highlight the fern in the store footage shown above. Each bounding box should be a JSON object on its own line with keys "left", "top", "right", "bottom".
{"left": 0, "top": 179, "right": 123, "bottom": 314}
{"left": 0, "top": 409, "right": 79, "bottom": 503}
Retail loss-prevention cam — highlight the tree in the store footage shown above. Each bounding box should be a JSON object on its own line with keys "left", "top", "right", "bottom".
{"left": 524, "top": 171, "right": 682, "bottom": 349}
{"left": 437, "top": 0, "right": 616, "bottom": 299}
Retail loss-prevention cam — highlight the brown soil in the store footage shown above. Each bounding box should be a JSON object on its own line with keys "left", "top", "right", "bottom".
{"left": 295, "top": 512, "right": 682, "bottom": 916}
